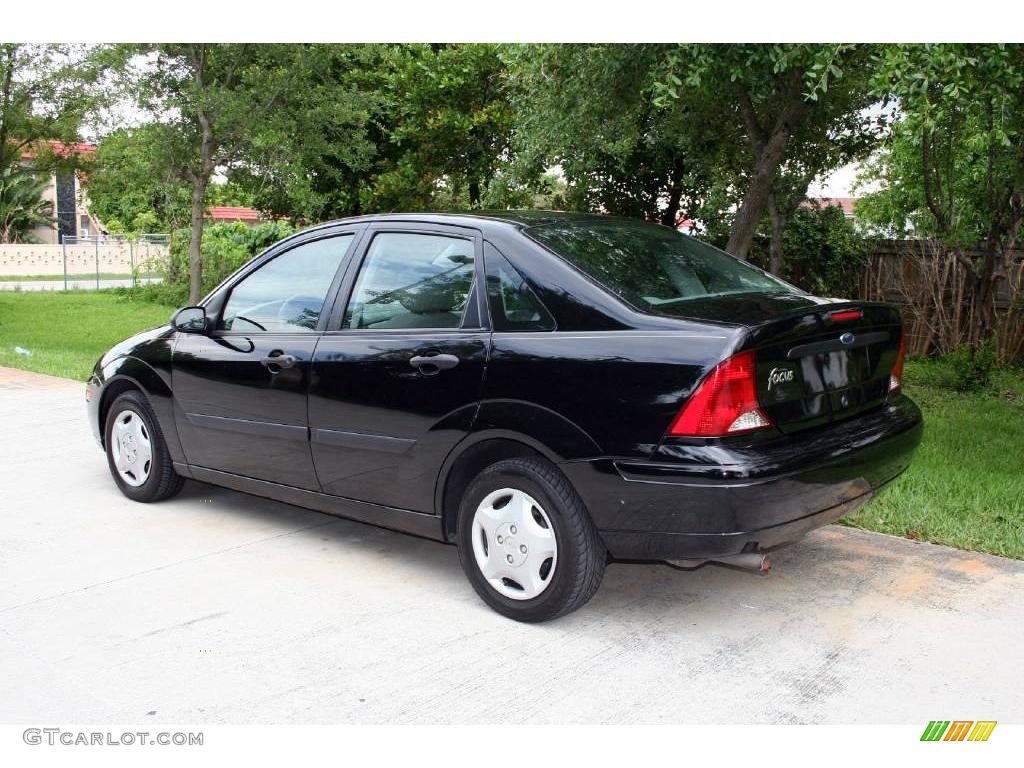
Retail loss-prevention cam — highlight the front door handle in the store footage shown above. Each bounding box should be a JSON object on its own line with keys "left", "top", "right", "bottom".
{"left": 409, "top": 353, "right": 460, "bottom": 374}
{"left": 260, "top": 351, "right": 297, "bottom": 371}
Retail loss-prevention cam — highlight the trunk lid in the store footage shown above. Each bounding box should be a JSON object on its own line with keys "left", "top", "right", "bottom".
{"left": 676, "top": 295, "right": 903, "bottom": 434}
{"left": 744, "top": 299, "right": 903, "bottom": 432}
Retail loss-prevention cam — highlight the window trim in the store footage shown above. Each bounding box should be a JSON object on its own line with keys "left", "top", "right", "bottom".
{"left": 209, "top": 228, "right": 365, "bottom": 337}
{"left": 322, "top": 222, "right": 488, "bottom": 335}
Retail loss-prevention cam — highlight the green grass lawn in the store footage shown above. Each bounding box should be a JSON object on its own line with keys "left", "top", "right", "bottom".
{"left": 0, "top": 290, "right": 1021, "bottom": 558}
{"left": 843, "top": 359, "right": 1024, "bottom": 559}
{"left": 0, "top": 290, "right": 171, "bottom": 380}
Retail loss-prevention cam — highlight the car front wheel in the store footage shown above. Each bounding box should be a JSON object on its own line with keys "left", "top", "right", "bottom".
{"left": 104, "top": 390, "right": 185, "bottom": 503}
{"left": 456, "top": 457, "right": 606, "bottom": 622}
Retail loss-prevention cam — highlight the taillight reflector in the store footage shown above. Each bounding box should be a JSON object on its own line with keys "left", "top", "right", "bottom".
{"left": 889, "top": 330, "right": 906, "bottom": 393}
{"left": 668, "top": 350, "right": 773, "bottom": 437}
{"left": 829, "top": 308, "right": 863, "bottom": 322}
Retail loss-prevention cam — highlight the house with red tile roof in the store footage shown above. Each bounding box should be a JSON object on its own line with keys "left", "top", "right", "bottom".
{"left": 16, "top": 141, "right": 101, "bottom": 244}
{"left": 207, "top": 206, "right": 263, "bottom": 224}
{"left": 801, "top": 197, "right": 857, "bottom": 218}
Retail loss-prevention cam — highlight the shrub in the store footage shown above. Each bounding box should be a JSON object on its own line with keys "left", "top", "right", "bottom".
{"left": 164, "top": 220, "right": 297, "bottom": 298}
{"left": 946, "top": 337, "right": 999, "bottom": 392}
{"left": 779, "top": 205, "right": 870, "bottom": 298}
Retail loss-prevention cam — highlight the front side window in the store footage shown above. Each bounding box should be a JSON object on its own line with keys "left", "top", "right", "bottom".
{"left": 343, "top": 232, "right": 476, "bottom": 329}
{"left": 219, "top": 234, "right": 353, "bottom": 333}
{"left": 526, "top": 219, "right": 797, "bottom": 314}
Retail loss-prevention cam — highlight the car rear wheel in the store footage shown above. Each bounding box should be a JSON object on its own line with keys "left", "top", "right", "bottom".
{"left": 104, "top": 390, "right": 185, "bottom": 503}
{"left": 456, "top": 457, "right": 606, "bottom": 622}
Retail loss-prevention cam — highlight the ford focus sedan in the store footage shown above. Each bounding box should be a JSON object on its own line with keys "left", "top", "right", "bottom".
{"left": 86, "top": 212, "right": 922, "bottom": 622}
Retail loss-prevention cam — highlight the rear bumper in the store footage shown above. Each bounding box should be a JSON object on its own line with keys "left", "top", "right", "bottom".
{"left": 561, "top": 395, "right": 923, "bottom": 561}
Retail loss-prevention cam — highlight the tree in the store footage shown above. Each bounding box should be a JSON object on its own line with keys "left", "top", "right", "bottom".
{"left": 117, "top": 44, "right": 311, "bottom": 303}
{"left": 373, "top": 44, "right": 515, "bottom": 209}
{"left": 83, "top": 124, "right": 193, "bottom": 232}
{"left": 85, "top": 125, "right": 256, "bottom": 234}
{"left": 0, "top": 168, "right": 52, "bottom": 242}
{"left": 0, "top": 44, "right": 102, "bottom": 242}
{"left": 233, "top": 44, "right": 517, "bottom": 220}
{"left": 858, "top": 44, "right": 1024, "bottom": 347}
{"left": 769, "top": 203, "right": 868, "bottom": 296}
{"left": 762, "top": 94, "right": 883, "bottom": 274}
{"left": 0, "top": 44, "right": 100, "bottom": 178}
{"left": 656, "top": 44, "right": 878, "bottom": 259}
{"left": 509, "top": 44, "right": 879, "bottom": 255}
{"left": 227, "top": 44, "right": 383, "bottom": 222}
{"left": 509, "top": 44, "right": 721, "bottom": 227}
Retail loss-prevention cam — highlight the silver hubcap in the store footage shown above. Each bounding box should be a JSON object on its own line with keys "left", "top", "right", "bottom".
{"left": 471, "top": 488, "right": 557, "bottom": 601}
{"left": 110, "top": 409, "right": 152, "bottom": 487}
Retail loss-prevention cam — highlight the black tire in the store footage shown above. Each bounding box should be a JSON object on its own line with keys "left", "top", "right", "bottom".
{"left": 104, "top": 390, "right": 185, "bottom": 503}
{"left": 456, "top": 456, "right": 606, "bottom": 622}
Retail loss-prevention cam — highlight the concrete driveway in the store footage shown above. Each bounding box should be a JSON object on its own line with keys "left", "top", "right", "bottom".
{"left": 1, "top": 366, "right": 1022, "bottom": 724}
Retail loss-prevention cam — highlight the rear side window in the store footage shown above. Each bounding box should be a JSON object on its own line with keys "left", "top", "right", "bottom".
{"left": 484, "top": 243, "right": 554, "bottom": 331}
{"left": 343, "top": 232, "right": 476, "bottom": 329}
{"left": 526, "top": 219, "right": 796, "bottom": 312}
{"left": 219, "top": 234, "right": 353, "bottom": 332}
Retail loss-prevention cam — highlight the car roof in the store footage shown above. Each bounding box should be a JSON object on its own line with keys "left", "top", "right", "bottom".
{"left": 312, "top": 210, "right": 632, "bottom": 232}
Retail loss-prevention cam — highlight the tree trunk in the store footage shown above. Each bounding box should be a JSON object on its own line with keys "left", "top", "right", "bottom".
{"left": 727, "top": 77, "right": 810, "bottom": 259}
{"left": 726, "top": 126, "right": 794, "bottom": 259}
{"left": 767, "top": 192, "right": 786, "bottom": 276}
{"left": 0, "top": 47, "right": 15, "bottom": 173}
{"left": 468, "top": 180, "right": 481, "bottom": 207}
{"left": 187, "top": 175, "right": 208, "bottom": 305}
{"left": 187, "top": 100, "right": 216, "bottom": 305}
{"left": 660, "top": 162, "right": 686, "bottom": 227}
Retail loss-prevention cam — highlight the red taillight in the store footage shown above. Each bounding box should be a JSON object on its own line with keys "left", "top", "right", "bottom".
{"left": 889, "top": 330, "right": 906, "bottom": 393}
{"left": 829, "top": 308, "right": 863, "bottom": 322}
{"left": 668, "top": 350, "right": 773, "bottom": 437}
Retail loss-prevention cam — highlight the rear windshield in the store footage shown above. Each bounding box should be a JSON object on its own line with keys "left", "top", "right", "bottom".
{"left": 526, "top": 219, "right": 796, "bottom": 311}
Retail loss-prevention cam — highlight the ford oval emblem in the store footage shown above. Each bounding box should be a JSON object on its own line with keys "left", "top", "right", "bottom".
{"left": 840, "top": 332, "right": 856, "bottom": 345}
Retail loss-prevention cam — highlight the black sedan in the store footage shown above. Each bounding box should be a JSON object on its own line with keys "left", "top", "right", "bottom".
{"left": 86, "top": 212, "right": 922, "bottom": 622}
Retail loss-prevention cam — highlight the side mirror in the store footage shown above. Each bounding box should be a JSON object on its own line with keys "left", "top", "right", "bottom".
{"left": 171, "top": 306, "right": 208, "bottom": 333}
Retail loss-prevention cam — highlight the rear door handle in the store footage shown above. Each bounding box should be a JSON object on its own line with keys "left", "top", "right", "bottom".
{"left": 409, "top": 353, "right": 460, "bottom": 374}
{"left": 260, "top": 351, "right": 297, "bottom": 371}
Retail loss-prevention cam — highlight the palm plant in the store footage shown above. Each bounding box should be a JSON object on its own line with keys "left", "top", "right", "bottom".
{"left": 0, "top": 169, "right": 54, "bottom": 243}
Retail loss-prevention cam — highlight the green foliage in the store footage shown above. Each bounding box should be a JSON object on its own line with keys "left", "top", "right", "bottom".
{"left": 0, "top": 44, "right": 104, "bottom": 243}
{"left": 223, "top": 44, "right": 384, "bottom": 221}
{"left": 860, "top": 43, "right": 1024, "bottom": 246}
{"left": 506, "top": 44, "right": 724, "bottom": 225}
{"left": 856, "top": 45, "right": 1024, "bottom": 244}
{"left": 0, "top": 169, "right": 53, "bottom": 243}
{"left": 165, "top": 221, "right": 296, "bottom": 298}
{"left": 367, "top": 43, "right": 515, "bottom": 210}
{"left": 509, "top": 44, "right": 881, "bottom": 243}
{"left": 84, "top": 124, "right": 193, "bottom": 232}
{"left": 232, "top": 44, "right": 517, "bottom": 219}
{"left": 946, "top": 338, "right": 999, "bottom": 392}
{"left": 85, "top": 123, "right": 257, "bottom": 234}
{"left": 856, "top": 44, "right": 1024, "bottom": 347}
{"left": 481, "top": 171, "right": 568, "bottom": 210}
{"left": 773, "top": 204, "right": 869, "bottom": 297}
{"left": 0, "top": 44, "right": 103, "bottom": 178}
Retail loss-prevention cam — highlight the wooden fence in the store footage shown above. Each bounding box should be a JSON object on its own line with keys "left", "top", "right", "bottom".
{"left": 858, "top": 239, "right": 1024, "bottom": 362}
